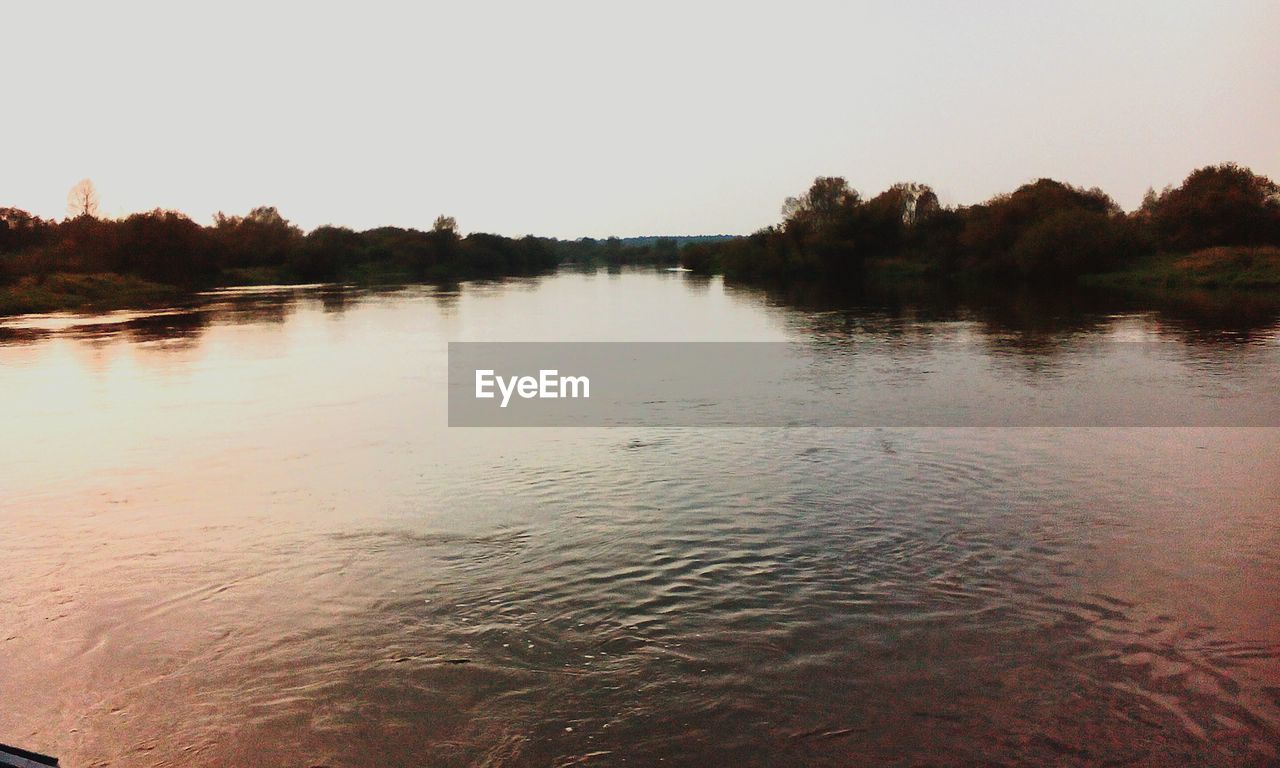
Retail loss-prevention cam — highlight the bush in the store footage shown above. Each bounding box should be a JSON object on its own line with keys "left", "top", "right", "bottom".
{"left": 1010, "top": 209, "right": 1136, "bottom": 279}
{"left": 114, "top": 210, "right": 215, "bottom": 284}
{"left": 1142, "top": 164, "right": 1280, "bottom": 252}
{"left": 290, "top": 226, "right": 365, "bottom": 280}
{"left": 681, "top": 243, "right": 720, "bottom": 274}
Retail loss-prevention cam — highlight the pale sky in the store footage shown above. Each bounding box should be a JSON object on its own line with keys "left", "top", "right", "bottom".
{"left": 4, "top": 1, "right": 1277, "bottom": 238}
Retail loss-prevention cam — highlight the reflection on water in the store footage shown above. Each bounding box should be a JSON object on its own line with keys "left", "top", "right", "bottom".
{"left": 1, "top": 271, "right": 1278, "bottom": 767}
{"left": 748, "top": 276, "right": 1280, "bottom": 345}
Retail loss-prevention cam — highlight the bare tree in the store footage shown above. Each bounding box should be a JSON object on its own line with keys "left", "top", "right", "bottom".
{"left": 67, "top": 178, "right": 100, "bottom": 218}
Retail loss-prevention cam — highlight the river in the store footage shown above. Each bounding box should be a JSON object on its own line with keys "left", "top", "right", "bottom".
{"left": 2, "top": 269, "right": 1278, "bottom": 766}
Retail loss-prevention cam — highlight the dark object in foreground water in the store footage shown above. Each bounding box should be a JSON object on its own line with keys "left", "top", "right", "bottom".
{"left": 0, "top": 744, "right": 58, "bottom": 768}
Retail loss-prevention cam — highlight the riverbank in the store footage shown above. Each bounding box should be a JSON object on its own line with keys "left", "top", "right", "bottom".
{"left": 1082, "top": 246, "right": 1280, "bottom": 290}
{"left": 0, "top": 273, "right": 184, "bottom": 315}
{"left": 728, "top": 245, "right": 1280, "bottom": 299}
{"left": 0, "top": 263, "right": 524, "bottom": 316}
{"left": 3, "top": 247, "right": 1278, "bottom": 318}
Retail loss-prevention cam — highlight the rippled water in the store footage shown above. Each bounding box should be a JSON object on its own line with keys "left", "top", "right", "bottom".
{"left": 2, "top": 271, "right": 1279, "bottom": 766}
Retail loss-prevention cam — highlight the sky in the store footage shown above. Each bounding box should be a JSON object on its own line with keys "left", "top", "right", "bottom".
{"left": 3, "top": 1, "right": 1277, "bottom": 238}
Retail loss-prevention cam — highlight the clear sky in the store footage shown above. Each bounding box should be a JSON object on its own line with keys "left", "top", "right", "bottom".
{"left": 4, "top": 1, "right": 1277, "bottom": 238}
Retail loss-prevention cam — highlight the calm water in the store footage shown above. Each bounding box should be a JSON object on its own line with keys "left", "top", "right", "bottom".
{"left": 2, "top": 270, "right": 1279, "bottom": 766}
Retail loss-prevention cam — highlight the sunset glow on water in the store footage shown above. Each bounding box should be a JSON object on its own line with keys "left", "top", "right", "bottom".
{"left": 3, "top": 273, "right": 1277, "bottom": 765}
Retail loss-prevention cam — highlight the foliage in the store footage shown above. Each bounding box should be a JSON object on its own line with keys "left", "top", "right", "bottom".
{"left": 3, "top": 163, "right": 1279, "bottom": 308}
{"left": 1009, "top": 209, "right": 1137, "bottom": 280}
{"left": 115, "top": 210, "right": 217, "bottom": 284}
{"left": 683, "top": 164, "right": 1280, "bottom": 286}
{"left": 1139, "top": 164, "right": 1280, "bottom": 252}
{"left": 211, "top": 206, "right": 303, "bottom": 268}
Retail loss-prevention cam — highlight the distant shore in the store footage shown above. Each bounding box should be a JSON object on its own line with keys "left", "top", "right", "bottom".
{"left": 3, "top": 247, "right": 1279, "bottom": 319}
{"left": 4, "top": 163, "right": 1277, "bottom": 317}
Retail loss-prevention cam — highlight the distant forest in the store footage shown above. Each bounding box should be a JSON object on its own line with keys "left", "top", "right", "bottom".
{"left": 2, "top": 163, "right": 1279, "bottom": 313}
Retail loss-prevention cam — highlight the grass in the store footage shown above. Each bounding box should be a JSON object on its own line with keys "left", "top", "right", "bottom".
{"left": 1084, "top": 246, "right": 1280, "bottom": 291}
{"left": 0, "top": 273, "right": 184, "bottom": 315}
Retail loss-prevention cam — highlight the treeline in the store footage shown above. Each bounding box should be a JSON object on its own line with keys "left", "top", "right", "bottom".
{"left": 681, "top": 163, "right": 1280, "bottom": 284}
{"left": 5, "top": 163, "right": 1278, "bottom": 296}
{"left": 0, "top": 207, "right": 681, "bottom": 289}
{"left": 555, "top": 236, "right": 681, "bottom": 268}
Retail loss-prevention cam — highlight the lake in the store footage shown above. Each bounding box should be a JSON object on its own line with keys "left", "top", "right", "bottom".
{"left": 2, "top": 269, "right": 1278, "bottom": 766}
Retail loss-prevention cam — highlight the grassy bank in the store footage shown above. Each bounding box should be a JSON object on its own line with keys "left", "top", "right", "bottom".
{"left": 0, "top": 262, "right": 475, "bottom": 317}
{"left": 1082, "top": 246, "right": 1280, "bottom": 291}
{"left": 0, "top": 273, "right": 184, "bottom": 315}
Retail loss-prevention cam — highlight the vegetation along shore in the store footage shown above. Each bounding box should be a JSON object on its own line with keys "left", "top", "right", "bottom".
{"left": 2, "top": 163, "right": 1278, "bottom": 316}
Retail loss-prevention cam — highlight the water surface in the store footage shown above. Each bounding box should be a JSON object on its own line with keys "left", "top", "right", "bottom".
{"left": 2, "top": 271, "right": 1278, "bottom": 766}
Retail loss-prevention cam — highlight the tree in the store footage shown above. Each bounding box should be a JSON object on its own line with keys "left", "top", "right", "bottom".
{"left": 1142, "top": 164, "right": 1280, "bottom": 251}
{"left": 652, "top": 237, "right": 679, "bottom": 264}
{"left": 0, "top": 207, "right": 38, "bottom": 229}
{"left": 290, "top": 225, "right": 365, "bottom": 280}
{"left": 782, "top": 176, "right": 860, "bottom": 232}
{"left": 1010, "top": 209, "right": 1133, "bottom": 279}
{"left": 433, "top": 215, "right": 458, "bottom": 235}
{"left": 210, "top": 206, "right": 302, "bottom": 268}
{"left": 857, "top": 183, "right": 941, "bottom": 260}
{"left": 957, "top": 178, "right": 1120, "bottom": 272}
{"left": 0, "top": 207, "right": 48, "bottom": 255}
{"left": 67, "top": 178, "right": 100, "bottom": 218}
{"left": 776, "top": 177, "right": 865, "bottom": 277}
{"left": 114, "top": 209, "right": 213, "bottom": 283}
